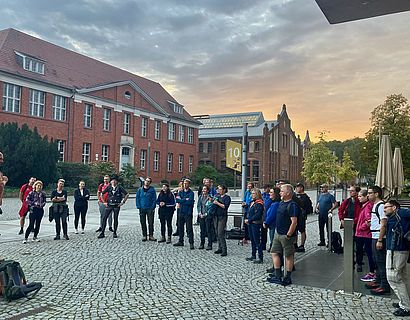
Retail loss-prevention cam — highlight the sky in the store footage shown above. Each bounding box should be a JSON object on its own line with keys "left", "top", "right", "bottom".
{"left": 1, "top": 0, "right": 410, "bottom": 141}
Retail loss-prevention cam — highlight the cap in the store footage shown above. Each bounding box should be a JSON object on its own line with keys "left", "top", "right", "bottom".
{"left": 320, "top": 183, "right": 328, "bottom": 188}
{"left": 296, "top": 182, "right": 304, "bottom": 188}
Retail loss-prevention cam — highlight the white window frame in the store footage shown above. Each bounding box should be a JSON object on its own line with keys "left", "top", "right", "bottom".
{"left": 103, "top": 108, "right": 111, "bottom": 131}
{"left": 123, "top": 113, "right": 131, "bottom": 134}
{"left": 168, "top": 123, "right": 175, "bottom": 140}
{"left": 84, "top": 104, "right": 92, "bottom": 128}
{"left": 153, "top": 151, "right": 160, "bottom": 172}
{"left": 188, "top": 127, "right": 194, "bottom": 144}
{"left": 2, "top": 82, "right": 21, "bottom": 113}
{"left": 141, "top": 117, "right": 148, "bottom": 137}
{"left": 82, "top": 143, "right": 91, "bottom": 164}
{"left": 52, "top": 95, "right": 66, "bottom": 121}
{"left": 155, "top": 120, "right": 161, "bottom": 140}
{"left": 189, "top": 156, "right": 193, "bottom": 173}
{"left": 178, "top": 125, "right": 185, "bottom": 142}
{"left": 29, "top": 89, "right": 45, "bottom": 117}
{"left": 57, "top": 140, "right": 65, "bottom": 162}
{"left": 102, "top": 145, "right": 109, "bottom": 161}
{"left": 167, "top": 153, "right": 173, "bottom": 172}
{"left": 16, "top": 52, "right": 45, "bottom": 74}
{"left": 178, "top": 154, "right": 184, "bottom": 173}
{"left": 140, "top": 149, "right": 147, "bottom": 170}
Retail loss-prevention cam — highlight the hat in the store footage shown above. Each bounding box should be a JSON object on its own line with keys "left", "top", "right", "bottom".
{"left": 296, "top": 182, "right": 304, "bottom": 188}
{"left": 320, "top": 183, "right": 328, "bottom": 188}
{"left": 110, "top": 174, "right": 119, "bottom": 181}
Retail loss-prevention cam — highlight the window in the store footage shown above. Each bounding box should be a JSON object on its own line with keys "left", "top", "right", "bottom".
{"left": 220, "top": 141, "right": 226, "bottom": 152}
{"left": 141, "top": 117, "right": 148, "bottom": 137}
{"left": 140, "top": 149, "right": 147, "bottom": 170}
{"left": 155, "top": 120, "right": 161, "bottom": 140}
{"left": 282, "top": 134, "right": 288, "bottom": 148}
{"left": 123, "top": 113, "right": 131, "bottom": 134}
{"left": 252, "top": 160, "right": 260, "bottom": 181}
{"left": 103, "top": 108, "right": 111, "bottom": 131}
{"left": 254, "top": 141, "right": 260, "bottom": 152}
{"left": 168, "top": 101, "right": 183, "bottom": 114}
{"left": 102, "top": 145, "right": 109, "bottom": 161}
{"left": 124, "top": 91, "right": 131, "bottom": 99}
{"left": 2, "top": 82, "right": 21, "bottom": 113}
{"left": 199, "top": 143, "right": 204, "bottom": 153}
{"left": 84, "top": 104, "right": 92, "bottom": 128}
{"left": 153, "top": 151, "right": 160, "bottom": 172}
{"left": 57, "top": 140, "right": 65, "bottom": 162}
{"left": 15, "top": 52, "right": 45, "bottom": 74}
{"left": 29, "top": 89, "right": 45, "bottom": 117}
{"left": 189, "top": 156, "right": 193, "bottom": 173}
{"left": 168, "top": 123, "right": 175, "bottom": 140}
{"left": 207, "top": 142, "right": 213, "bottom": 153}
{"left": 178, "top": 125, "right": 185, "bottom": 142}
{"left": 188, "top": 127, "right": 194, "bottom": 144}
{"left": 52, "top": 95, "right": 66, "bottom": 121}
{"left": 167, "top": 153, "right": 173, "bottom": 172}
{"left": 82, "top": 143, "right": 91, "bottom": 164}
{"left": 178, "top": 154, "right": 184, "bottom": 173}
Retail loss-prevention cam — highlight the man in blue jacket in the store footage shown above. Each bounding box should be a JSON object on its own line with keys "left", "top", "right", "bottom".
{"left": 174, "top": 178, "right": 195, "bottom": 249}
{"left": 136, "top": 177, "right": 157, "bottom": 242}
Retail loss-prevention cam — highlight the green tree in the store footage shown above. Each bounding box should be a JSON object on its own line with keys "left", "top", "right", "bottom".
{"left": 90, "top": 161, "right": 116, "bottom": 187}
{"left": 56, "top": 162, "right": 90, "bottom": 188}
{"left": 191, "top": 165, "right": 218, "bottom": 186}
{"left": 0, "top": 123, "right": 59, "bottom": 187}
{"left": 338, "top": 149, "right": 358, "bottom": 193}
{"left": 119, "top": 163, "right": 136, "bottom": 188}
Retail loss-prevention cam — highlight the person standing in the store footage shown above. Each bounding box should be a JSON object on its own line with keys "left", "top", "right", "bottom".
{"left": 241, "top": 182, "right": 254, "bottom": 244}
{"left": 98, "top": 174, "right": 129, "bottom": 239}
{"left": 197, "top": 186, "right": 212, "bottom": 249}
{"left": 172, "top": 181, "right": 184, "bottom": 236}
{"left": 18, "top": 177, "right": 36, "bottom": 235}
{"left": 294, "top": 183, "right": 313, "bottom": 252}
{"left": 315, "top": 183, "right": 338, "bottom": 246}
{"left": 96, "top": 175, "right": 113, "bottom": 233}
{"left": 245, "top": 188, "right": 265, "bottom": 263}
{"left": 383, "top": 200, "right": 410, "bottom": 317}
{"left": 136, "top": 177, "right": 157, "bottom": 242}
{"left": 23, "top": 180, "right": 46, "bottom": 243}
{"left": 73, "top": 180, "right": 90, "bottom": 234}
{"left": 173, "top": 179, "right": 195, "bottom": 249}
{"left": 213, "top": 185, "right": 231, "bottom": 257}
{"left": 51, "top": 179, "right": 69, "bottom": 240}
{"left": 338, "top": 185, "right": 361, "bottom": 230}
{"left": 156, "top": 182, "right": 175, "bottom": 244}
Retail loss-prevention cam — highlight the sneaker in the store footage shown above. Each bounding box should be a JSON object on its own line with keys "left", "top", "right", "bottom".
{"left": 173, "top": 242, "right": 184, "bottom": 247}
{"left": 198, "top": 244, "right": 205, "bottom": 249}
{"left": 393, "top": 303, "right": 400, "bottom": 309}
{"left": 172, "top": 232, "right": 179, "bottom": 236}
{"left": 158, "top": 237, "right": 166, "bottom": 243}
{"left": 149, "top": 236, "right": 157, "bottom": 241}
{"left": 63, "top": 234, "right": 69, "bottom": 240}
{"left": 22, "top": 239, "right": 27, "bottom": 244}
{"left": 282, "top": 277, "right": 292, "bottom": 286}
{"left": 296, "top": 245, "right": 305, "bottom": 252}
{"left": 370, "top": 287, "right": 390, "bottom": 295}
{"left": 253, "top": 259, "right": 263, "bottom": 264}
{"left": 166, "top": 237, "right": 172, "bottom": 244}
{"left": 113, "top": 233, "right": 118, "bottom": 238}
{"left": 18, "top": 228, "right": 24, "bottom": 235}
{"left": 360, "top": 273, "right": 376, "bottom": 282}
{"left": 97, "top": 233, "right": 105, "bottom": 239}
{"left": 75, "top": 229, "right": 78, "bottom": 234}
{"left": 81, "top": 229, "right": 85, "bottom": 234}
{"left": 206, "top": 246, "right": 212, "bottom": 250}
{"left": 317, "top": 242, "right": 326, "bottom": 246}
{"left": 221, "top": 252, "right": 227, "bottom": 257}
{"left": 109, "top": 227, "right": 114, "bottom": 232}
{"left": 267, "top": 276, "right": 282, "bottom": 285}
{"left": 54, "top": 235, "right": 60, "bottom": 240}
{"left": 393, "top": 308, "right": 410, "bottom": 317}
{"left": 190, "top": 244, "right": 195, "bottom": 250}
{"left": 245, "top": 256, "right": 256, "bottom": 261}
{"left": 214, "top": 249, "right": 222, "bottom": 254}
{"left": 142, "top": 237, "right": 147, "bottom": 242}
{"left": 95, "top": 227, "right": 102, "bottom": 232}
{"left": 32, "top": 237, "right": 39, "bottom": 242}
{"left": 364, "top": 281, "right": 379, "bottom": 289}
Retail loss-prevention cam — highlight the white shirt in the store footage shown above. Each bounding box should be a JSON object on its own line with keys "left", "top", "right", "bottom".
{"left": 370, "top": 201, "right": 386, "bottom": 239}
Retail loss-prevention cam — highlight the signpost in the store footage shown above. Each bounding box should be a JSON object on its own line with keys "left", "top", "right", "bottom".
{"left": 226, "top": 139, "right": 242, "bottom": 172}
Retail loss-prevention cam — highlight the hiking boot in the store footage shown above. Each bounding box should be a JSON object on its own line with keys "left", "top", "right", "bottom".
{"left": 214, "top": 249, "right": 222, "bottom": 254}
{"left": 158, "top": 237, "right": 166, "bottom": 243}
{"left": 253, "top": 259, "right": 263, "bottom": 264}
{"left": 54, "top": 235, "right": 60, "bottom": 240}
{"left": 149, "top": 236, "right": 157, "bottom": 241}
{"left": 96, "top": 227, "right": 102, "bottom": 232}
{"left": 22, "top": 239, "right": 27, "bottom": 244}
{"left": 245, "top": 256, "right": 256, "bottom": 261}
{"left": 221, "top": 252, "right": 227, "bottom": 257}
{"left": 393, "top": 308, "right": 410, "bottom": 317}
{"left": 113, "top": 233, "right": 118, "bottom": 238}
{"left": 97, "top": 233, "right": 105, "bottom": 239}
{"left": 142, "top": 237, "right": 147, "bottom": 242}
{"left": 190, "top": 244, "right": 195, "bottom": 250}
{"left": 317, "top": 242, "right": 326, "bottom": 246}
{"left": 282, "top": 277, "right": 292, "bottom": 286}
{"left": 19, "top": 228, "right": 24, "bottom": 235}
{"left": 173, "top": 242, "right": 184, "bottom": 247}
{"left": 166, "top": 236, "right": 172, "bottom": 244}
{"left": 370, "top": 287, "right": 390, "bottom": 295}
{"left": 296, "top": 245, "right": 305, "bottom": 253}
{"left": 198, "top": 243, "right": 205, "bottom": 249}
{"left": 63, "top": 234, "right": 69, "bottom": 240}
{"left": 365, "top": 281, "right": 379, "bottom": 289}
{"left": 360, "top": 273, "right": 376, "bottom": 282}
{"left": 266, "top": 276, "right": 282, "bottom": 285}
{"left": 109, "top": 227, "right": 114, "bottom": 232}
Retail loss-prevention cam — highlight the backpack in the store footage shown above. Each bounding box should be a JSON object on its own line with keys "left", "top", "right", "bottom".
{"left": 0, "top": 260, "right": 42, "bottom": 302}
{"left": 371, "top": 202, "right": 385, "bottom": 224}
{"left": 331, "top": 231, "right": 343, "bottom": 254}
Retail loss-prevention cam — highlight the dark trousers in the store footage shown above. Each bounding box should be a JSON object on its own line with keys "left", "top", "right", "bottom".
{"left": 159, "top": 211, "right": 173, "bottom": 237}
{"left": 199, "top": 216, "right": 215, "bottom": 246}
{"left": 24, "top": 207, "right": 43, "bottom": 239}
{"left": 372, "top": 238, "right": 390, "bottom": 290}
{"left": 54, "top": 211, "right": 68, "bottom": 236}
{"left": 102, "top": 206, "right": 120, "bottom": 233}
{"left": 261, "top": 226, "right": 267, "bottom": 250}
{"left": 249, "top": 223, "right": 263, "bottom": 260}
{"left": 74, "top": 203, "right": 88, "bottom": 230}
{"left": 243, "top": 211, "right": 250, "bottom": 240}
{"left": 318, "top": 214, "right": 328, "bottom": 243}
{"left": 356, "top": 236, "right": 375, "bottom": 272}
{"left": 139, "top": 208, "right": 155, "bottom": 237}
{"left": 178, "top": 213, "right": 194, "bottom": 244}
{"left": 199, "top": 216, "right": 207, "bottom": 245}
{"left": 214, "top": 215, "right": 227, "bottom": 254}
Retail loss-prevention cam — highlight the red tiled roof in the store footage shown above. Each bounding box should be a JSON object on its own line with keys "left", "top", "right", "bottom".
{"left": 0, "top": 28, "right": 199, "bottom": 124}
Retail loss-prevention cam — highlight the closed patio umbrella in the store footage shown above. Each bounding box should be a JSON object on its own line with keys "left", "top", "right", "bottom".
{"left": 375, "top": 135, "right": 394, "bottom": 200}
{"left": 393, "top": 147, "right": 405, "bottom": 197}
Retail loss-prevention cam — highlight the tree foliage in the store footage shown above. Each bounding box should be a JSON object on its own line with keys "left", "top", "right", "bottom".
{"left": 56, "top": 162, "right": 91, "bottom": 188}
{"left": 191, "top": 165, "right": 218, "bottom": 186}
{"left": 338, "top": 149, "right": 358, "bottom": 184}
{"left": 120, "top": 163, "right": 136, "bottom": 188}
{"left": 0, "top": 123, "right": 59, "bottom": 187}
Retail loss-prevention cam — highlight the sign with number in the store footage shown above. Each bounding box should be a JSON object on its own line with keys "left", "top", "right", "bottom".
{"left": 226, "top": 140, "right": 242, "bottom": 172}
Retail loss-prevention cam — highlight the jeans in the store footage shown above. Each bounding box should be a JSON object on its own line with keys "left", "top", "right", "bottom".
{"left": 356, "top": 236, "right": 375, "bottom": 272}
{"left": 249, "top": 223, "right": 263, "bottom": 260}
{"left": 214, "top": 215, "right": 227, "bottom": 254}
{"left": 24, "top": 207, "right": 43, "bottom": 239}
{"left": 318, "top": 214, "right": 328, "bottom": 243}
{"left": 74, "top": 203, "right": 88, "bottom": 230}
{"left": 159, "top": 209, "right": 173, "bottom": 238}
{"left": 139, "top": 208, "right": 155, "bottom": 237}
{"left": 99, "top": 202, "right": 112, "bottom": 228}
{"left": 101, "top": 206, "right": 120, "bottom": 233}
{"left": 372, "top": 238, "right": 390, "bottom": 290}
{"left": 386, "top": 250, "right": 410, "bottom": 310}
{"left": 268, "top": 227, "right": 275, "bottom": 250}
{"left": 178, "top": 213, "right": 194, "bottom": 244}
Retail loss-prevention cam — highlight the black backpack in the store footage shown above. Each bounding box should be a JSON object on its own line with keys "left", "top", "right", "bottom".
{"left": 0, "top": 260, "right": 42, "bottom": 302}
{"left": 331, "top": 231, "right": 343, "bottom": 254}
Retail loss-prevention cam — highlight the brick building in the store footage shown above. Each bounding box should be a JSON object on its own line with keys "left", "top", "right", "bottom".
{"left": 0, "top": 28, "right": 200, "bottom": 183}
{"left": 197, "top": 105, "right": 306, "bottom": 186}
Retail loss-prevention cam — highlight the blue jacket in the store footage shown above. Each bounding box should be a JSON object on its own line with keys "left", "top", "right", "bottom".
{"left": 246, "top": 199, "right": 264, "bottom": 224}
{"left": 243, "top": 190, "right": 252, "bottom": 212}
{"left": 264, "top": 201, "right": 279, "bottom": 228}
{"left": 176, "top": 188, "right": 195, "bottom": 216}
{"left": 262, "top": 192, "right": 273, "bottom": 212}
{"left": 136, "top": 186, "right": 157, "bottom": 209}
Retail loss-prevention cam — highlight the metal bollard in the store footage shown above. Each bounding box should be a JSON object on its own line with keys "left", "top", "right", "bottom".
{"left": 343, "top": 218, "right": 354, "bottom": 293}
{"left": 327, "top": 213, "right": 333, "bottom": 252}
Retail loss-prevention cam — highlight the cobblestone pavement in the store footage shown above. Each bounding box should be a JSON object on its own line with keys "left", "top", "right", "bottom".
{"left": 0, "top": 194, "right": 400, "bottom": 319}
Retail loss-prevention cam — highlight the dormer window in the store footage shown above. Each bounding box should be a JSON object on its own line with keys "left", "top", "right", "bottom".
{"left": 124, "top": 91, "right": 131, "bottom": 99}
{"left": 15, "top": 51, "right": 45, "bottom": 75}
{"left": 168, "top": 101, "right": 183, "bottom": 114}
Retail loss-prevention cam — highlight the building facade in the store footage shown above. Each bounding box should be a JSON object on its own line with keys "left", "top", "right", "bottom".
{"left": 197, "top": 105, "right": 306, "bottom": 186}
{"left": 0, "top": 28, "right": 200, "bottom": 183}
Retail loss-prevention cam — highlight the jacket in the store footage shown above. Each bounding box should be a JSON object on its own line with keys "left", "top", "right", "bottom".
{"left": 156, "top": 191, "right": 175, "bottom": 215}
{"left": 136, "top": 186, "right": 157, "bottom": 209}
{"left": 74, "top": 188, "right": 90, "bottom": 206}
{"left": 338, "top": 196, "right": 361, "bottom": 225}
{"left": 355, "top": 201, "right": 373, "bottom": 238}
{"left": 246, "top": 199, "right": 264, "bottom": 224}
{"left": 175, "top": 188, "right": 195, "bottom": 215}
{"left": 264, "top": 201, "right": 279, "bottom": 228}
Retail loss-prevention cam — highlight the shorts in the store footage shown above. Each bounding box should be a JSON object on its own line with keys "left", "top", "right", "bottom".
{"left": 18, "top": 203, "right": 29, "bottom": 218}
{"left": 270, "top": 234, "right": 296, "bottom": 256}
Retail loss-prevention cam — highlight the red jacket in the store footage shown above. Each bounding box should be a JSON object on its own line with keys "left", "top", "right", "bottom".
{"left": 338, "top": 196, "right": 361, "bottom": 226}
{"left": 355, "top": 201, "right": 373, "bottom": 238}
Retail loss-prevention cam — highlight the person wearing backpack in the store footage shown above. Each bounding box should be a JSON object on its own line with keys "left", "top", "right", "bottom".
{"left": 18, "top": 177, "right": 36, "bottom": 235}
{"left": 23, "top": 180, "right": 46, "bottom": 243}
{"left": 366, "top": 185, "right": 390, "bottom": 295}
{"left": 245, "top": 188, "right": 265, "bottom": 264}
{"left": 294, "top": 183, "right": 313, "bottom": 252}
{"left": 383, "top": 200, "right": 410, "bottom": 317}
